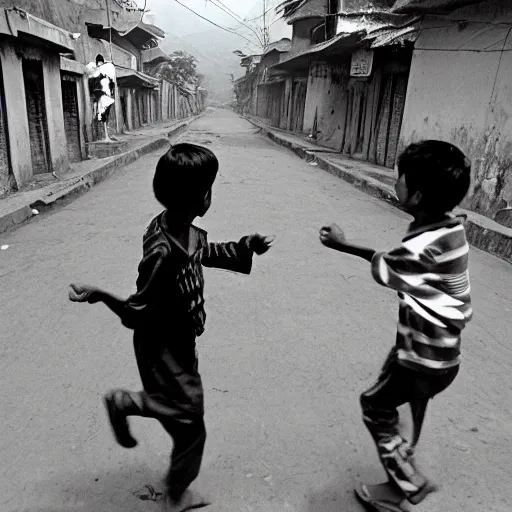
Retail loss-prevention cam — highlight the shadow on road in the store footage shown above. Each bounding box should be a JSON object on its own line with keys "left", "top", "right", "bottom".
{"left": 14, "top": 466, "right": 164, "bottom": 512}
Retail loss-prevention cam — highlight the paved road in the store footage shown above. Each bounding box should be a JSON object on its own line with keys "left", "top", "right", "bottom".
{"left": 1, "top": 109, "right": 511, "bottom": 512}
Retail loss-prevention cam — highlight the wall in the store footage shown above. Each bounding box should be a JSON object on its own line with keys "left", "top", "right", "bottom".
{"left": 303, "top": 58, "right": 350, "bottom": 150}
{"left": 0, "top": 42, "right": 31, "bottom": 188}
{"left": 291, "top": 18, "right": 321, "bottom": 54}
{"left": 43, "top": 53, "right": 69, "bottom": 174}
{"left": 399, "top": 4, "right": 512, "bottom": 217}
{"left": 286, "top": 0, "right": 327, "bottom": 23}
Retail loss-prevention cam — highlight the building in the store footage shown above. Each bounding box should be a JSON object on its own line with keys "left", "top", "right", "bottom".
{"left": 0, "top": 0, "right": 206, "bottom": 199}
{"left": 235, "top": 0, "right": 512, "bottom": 224}
{"left": 272, "top": 1, "right": 420, "bottom": 167}
{"left": 393, "top": 0, "right": 511, "bottom": 220}
{"left": 255, "top": 38, "right": 291, "bottom": 129}
{"left": 0, "top": 7, "right": 81, "bottom": 197}
{"left": 86, "top": 21, "right": 163, "bottom": 133}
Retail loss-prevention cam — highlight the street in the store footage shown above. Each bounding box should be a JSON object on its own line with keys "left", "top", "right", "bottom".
{"left": 1, "top": 108, "right": 511, "bottom": 512}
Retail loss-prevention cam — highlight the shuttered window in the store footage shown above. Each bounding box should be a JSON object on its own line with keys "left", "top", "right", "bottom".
{"left": 61, "top": 73, "right": 82, "bottom": 163}
{"left": 23, "top": 59, "right": 51, "bottom": 175}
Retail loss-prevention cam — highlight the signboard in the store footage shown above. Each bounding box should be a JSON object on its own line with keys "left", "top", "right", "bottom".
{"left": 350, "top": 49, "right": 374, "bottom": 77}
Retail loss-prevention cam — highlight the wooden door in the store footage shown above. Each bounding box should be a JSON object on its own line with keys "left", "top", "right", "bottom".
{"left": 61, "top": 73, "right": 82, "bottom": 163}
{"left": 23, "top": 59, "right": 51, "bottom": 174}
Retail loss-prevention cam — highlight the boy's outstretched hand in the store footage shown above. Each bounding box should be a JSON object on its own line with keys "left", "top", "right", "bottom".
{"left": 69, "top": 283, "right": 101, "bottom": 304}
{"left": 319, "top": 223, "right": 346, "bottom": 250}
{"left": 249, "top": 234, "right": 275, "bottom": 255}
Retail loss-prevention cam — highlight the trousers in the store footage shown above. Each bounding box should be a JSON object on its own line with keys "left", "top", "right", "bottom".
{"left": 360, "top": 348, "right": 459, "bottom": 503}
{"left": 125, "top": 322, "right": 206, "bottom": 498}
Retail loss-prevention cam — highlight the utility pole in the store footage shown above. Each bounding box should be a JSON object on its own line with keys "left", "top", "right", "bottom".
{"left": 262, "top": 0, "right": 268, "bottom": 50}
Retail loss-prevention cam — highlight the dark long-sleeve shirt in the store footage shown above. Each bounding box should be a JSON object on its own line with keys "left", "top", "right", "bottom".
{"left": 121, "top": 212, "right": 254, "bottom": 336}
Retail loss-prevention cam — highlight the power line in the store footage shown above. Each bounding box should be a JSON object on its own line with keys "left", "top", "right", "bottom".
{"left": 211, "top": 0, "right": 242, "bottom": 20}
{"left": 244, "top": 6, "right": 274, "bottom": 23}
{"left": 173, "top": 0, "right": 257, "bottom": 46}
{"left": 208, "top": 0, "right": 265, "bottom": 47}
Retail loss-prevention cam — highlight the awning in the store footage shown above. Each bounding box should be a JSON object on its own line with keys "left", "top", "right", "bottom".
{"left": 142, "top": 47, "right": 172, "bottom": 65}
{"left": 271, "top": 31, "right": 364, "bottom": 72}
{"left": 364, "top": 23, "right": 421, "bottom": 47}
{"left": 116, "top": 67, "right": 160, "bottom": 89}
{"left": 122, "top": 22, "right": 164, "bottom": 49}
{"left": 87, "top": 21, "right": 163, "bottom": 50}
{"left": 1, "top": 8, "right": 76, "bottom": 54}
{"left": 391, "top": 0, "right": 484, "bottom": 14}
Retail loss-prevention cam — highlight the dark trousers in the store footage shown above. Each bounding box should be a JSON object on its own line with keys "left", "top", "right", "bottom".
{"left": 360, "top": 348, "right": 459, "bottom": 503}
{"left": 126, "top": 323, "right": 206, "bottom": 498}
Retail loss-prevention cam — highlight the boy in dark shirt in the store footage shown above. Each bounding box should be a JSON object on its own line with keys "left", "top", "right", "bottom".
{"left": 69, "top": 143, "right": 273, "bottom": 512}
{"left": 320, "top": 141, "right": 472, "bottom": 511}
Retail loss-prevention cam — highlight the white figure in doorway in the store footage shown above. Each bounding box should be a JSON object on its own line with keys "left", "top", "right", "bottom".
{"left": 86, "top": 54, "right": 116, "bottom": 142}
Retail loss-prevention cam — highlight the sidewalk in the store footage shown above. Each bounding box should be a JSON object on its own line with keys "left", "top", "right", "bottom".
{"left": 247, "top": 116, "right": 512, "bottom": 265}
{"left": 0, "top": 115, "right": 202, "bottom": 235}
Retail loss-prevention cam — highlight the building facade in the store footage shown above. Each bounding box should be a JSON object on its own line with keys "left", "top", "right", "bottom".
{"left": 0, "top": 0, "right": 206, "bottom": 199}
{"left": 235, "top": 0, "right": 512, "bottom": 224}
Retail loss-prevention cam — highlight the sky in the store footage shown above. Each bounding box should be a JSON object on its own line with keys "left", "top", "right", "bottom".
{"left": 139, "top": 0, "right": 291, "bottom": 46}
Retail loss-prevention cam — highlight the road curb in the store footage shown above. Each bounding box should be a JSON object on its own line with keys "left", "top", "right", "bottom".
{"left": 0, "top": 117, "right": 196, "bottom": 235}
{"left": 250, "top": 118, "right": 512, "bottom": 265}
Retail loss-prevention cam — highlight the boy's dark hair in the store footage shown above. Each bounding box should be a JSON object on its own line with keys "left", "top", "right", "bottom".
{"left": 96, "top": 54, "right": 105, "bottom": 65}
{"left": 397, "top": 140, "right": 471, "bottom": 214}
{"left": 153, "top": 143, "right": 218, "bottom": 213}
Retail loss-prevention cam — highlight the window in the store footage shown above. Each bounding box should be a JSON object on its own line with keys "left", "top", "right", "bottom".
{"left": 326, "top": 0, "right": 339, "bottom": 39}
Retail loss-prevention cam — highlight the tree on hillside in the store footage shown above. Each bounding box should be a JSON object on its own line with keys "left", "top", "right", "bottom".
{"left": 160, "top": 51, "right": 199, "bottom": 85}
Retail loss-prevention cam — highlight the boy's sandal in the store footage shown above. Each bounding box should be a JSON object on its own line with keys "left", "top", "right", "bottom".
{"left": 103, "top": 390, "right": 138, "bottom": 448}
{"left": 354, "top": 484, "right": 406, "bottom": 512}
{"left": 406, "top": 480, "right": 439, "bottom": 505}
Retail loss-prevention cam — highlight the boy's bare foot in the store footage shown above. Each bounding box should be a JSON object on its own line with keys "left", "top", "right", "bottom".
{"left": 164, "top": 489, "right": 210, "bottom": 512}
{"left": 103, "top": 390, "right": 138, "bottom": 448}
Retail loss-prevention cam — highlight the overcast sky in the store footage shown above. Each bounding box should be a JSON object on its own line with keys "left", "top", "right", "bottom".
{"left": 139, "top": 0, "right": 291, "bottom": 45}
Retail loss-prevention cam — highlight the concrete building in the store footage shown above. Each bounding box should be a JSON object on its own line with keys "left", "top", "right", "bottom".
{"left": 86, "top": 21, "right": 163, "bottom": 133}
{"left": 235, "top": 0, "right": 512, "bottom": 225}
{"left": 394, "top": 0, "right": 512, "bottom": 221}
{"left": 0, "top": 0, "right": 206, "bottom": 199}
{"left": 272, "top": 1, "right": 420, "bottom": 166}
{"left": 0, "top": 7, "right": 81, "bottom": 197}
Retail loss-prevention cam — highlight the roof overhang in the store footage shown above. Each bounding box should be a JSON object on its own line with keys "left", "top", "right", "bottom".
{"left": 87, "top": 21, "right": 163, "bottom": 50}
{"left": 390, "top": 0, "right": 485, "bottom": 14}
{"left": 0, "top": 8, "right": 76, "bottom": 55}
{"left": 272, "top": 31, "right": 364, "bottom": 72}
{"left": 116, "top": 67, "right": 160, "bottom": 88}
{"left": 123, "top": 22, "right": 164, "bottom": 49}
{"left": 142, "top": 47, "right": 172, "bottom": 65}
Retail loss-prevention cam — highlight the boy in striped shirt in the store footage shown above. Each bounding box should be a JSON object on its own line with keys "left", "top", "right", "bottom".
{"left": 69, "top": 144, "right": 273, "bottom": 512}
{"left": 320, "top": 140, "right": 472, "bottom": 512}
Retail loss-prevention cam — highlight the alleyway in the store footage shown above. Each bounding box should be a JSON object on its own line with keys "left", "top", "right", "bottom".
{"left": 1, "top": 109, "right": 511, "bottom": 512}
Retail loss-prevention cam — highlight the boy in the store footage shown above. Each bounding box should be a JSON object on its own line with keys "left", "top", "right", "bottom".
{"left": 69, "top": 143, "right": 273, "bottom": 512}
{"left": 319, "top": 140, "right": 472, "bottom": 512}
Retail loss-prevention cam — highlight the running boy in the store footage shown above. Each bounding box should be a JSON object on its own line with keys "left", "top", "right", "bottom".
{"left": 69, "top": 143, "right": 273, "bottom": 512}
{"left": 319, "top": 140, "right": 473, "bottom": 512}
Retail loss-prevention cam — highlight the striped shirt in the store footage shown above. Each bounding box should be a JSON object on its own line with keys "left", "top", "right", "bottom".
{"left": 122, "top": 212, "right": 254, "bottom": 336}
{"left": 371, "top": 215, "right": 472, "bottom": 373}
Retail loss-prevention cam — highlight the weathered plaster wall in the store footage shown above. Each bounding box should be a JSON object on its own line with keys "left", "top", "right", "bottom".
{"left": 0, "top": 42, "right": 31, "bottom": 187}
{"left": 43, "top": 54, "right": 69, "bottom": 174}
{"left": 303, "top": 59, "right": 350, "bottom": 150}
{"left": 399, "top": 11, "right": 512, "bottom": 218}
{"left": 286, "top": 0, "right": 327, "bottom": 24}
{"left": 0, "top": 43, "right": 70, "bottom": 184}
{"left": 291, "top": 18, "right": 320, "bottom": 54}
{"left": 0, "top": 0, "right": 141, "bottom": 62}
